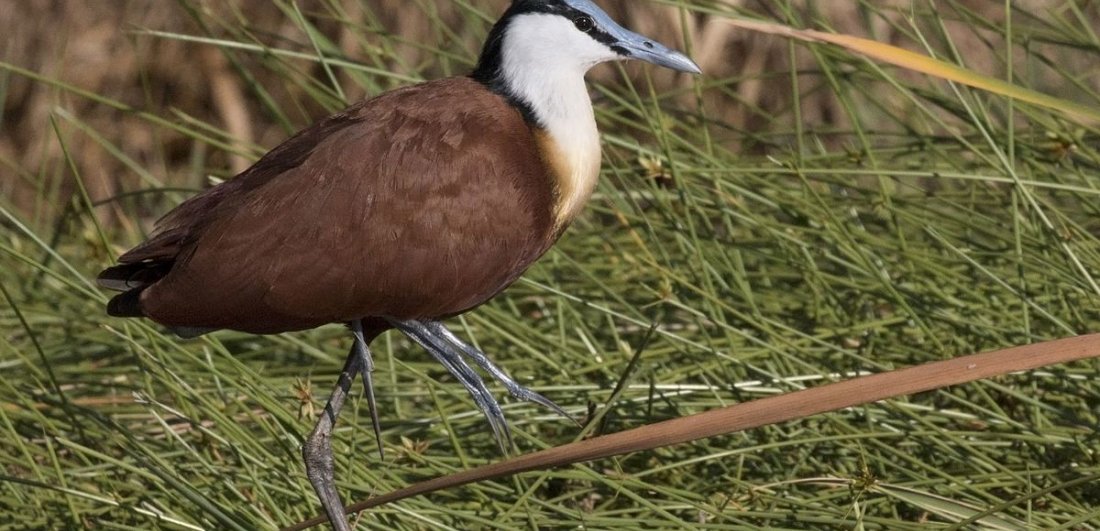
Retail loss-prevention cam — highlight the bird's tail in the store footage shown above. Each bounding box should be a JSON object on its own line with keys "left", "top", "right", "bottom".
{"left": 105, "top": 288, "right": 146, "bottom": 317}
{"left": 98, "top": 261, "right": 214, "bottom": 337}
{"left": 97, "top": 260, "right": 173, "bottom": 318}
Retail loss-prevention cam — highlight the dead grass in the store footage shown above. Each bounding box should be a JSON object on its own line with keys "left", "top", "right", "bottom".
{"left": 6, "top": 0, "right": 1096, "bottom": 227}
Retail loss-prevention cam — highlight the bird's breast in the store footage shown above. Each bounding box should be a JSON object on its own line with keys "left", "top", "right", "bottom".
{"left": 535, "top": 120, "right": 602, "bottom": 231}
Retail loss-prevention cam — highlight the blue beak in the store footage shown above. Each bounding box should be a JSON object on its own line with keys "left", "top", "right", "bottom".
{"left": 568, "top": 0, "right": 702, "bottom": 74}
{"left": 615, "top": 34, "right": 703, "bottom": 74}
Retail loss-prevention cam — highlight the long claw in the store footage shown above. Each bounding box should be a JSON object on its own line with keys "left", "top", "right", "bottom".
{"left": 431, "top": 343, "right": 512, "bottom": 452}
{"left": 422, "top": 321, "right": 578, "bottom": 425}
{"left": 350, "top": 321, "right": 385, "bottom": 460}
{"left": 390, "top": 320, "right": 513, "bottom": 453}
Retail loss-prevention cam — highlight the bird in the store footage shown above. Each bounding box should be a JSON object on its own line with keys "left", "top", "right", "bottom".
{"left": 97, "top": 0, "right": 700, "bottom": 529}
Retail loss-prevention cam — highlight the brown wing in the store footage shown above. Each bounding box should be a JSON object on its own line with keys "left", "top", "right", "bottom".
{"left": 102, "top": 77, "right": 557, "bottom": 334}
{"left": 126, "top": 116, "right": 366, "bottom": 262}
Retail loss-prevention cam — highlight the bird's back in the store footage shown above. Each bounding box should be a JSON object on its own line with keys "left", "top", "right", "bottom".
{"left": 99, "top": 77, "right": 560, "bottom": 334}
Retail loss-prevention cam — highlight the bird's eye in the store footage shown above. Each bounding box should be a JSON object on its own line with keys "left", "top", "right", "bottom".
{"left": 573, "top": 15, "right": 595, "bottom": 32}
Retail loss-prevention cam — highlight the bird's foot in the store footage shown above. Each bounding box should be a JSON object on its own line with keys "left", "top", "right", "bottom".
{"left": 418, "top": 320, "right": 577, "bottom": 425}
{"left": 389, "top": 318, "right": 576, "bottom": 452}
{"left": 390, "top": 319, "right": 512, "bottom": 451}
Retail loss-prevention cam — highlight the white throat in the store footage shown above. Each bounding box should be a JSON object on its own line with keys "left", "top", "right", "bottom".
{"left": 500, "top": 14, "right": 609, "bottom": 226}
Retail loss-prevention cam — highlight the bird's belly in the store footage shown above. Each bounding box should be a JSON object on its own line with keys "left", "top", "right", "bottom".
{"left": 145, "top": 226, "right": 553, "bottom": 334}
{"left": 344, "top": 226, "right": 553, "bottom": 321}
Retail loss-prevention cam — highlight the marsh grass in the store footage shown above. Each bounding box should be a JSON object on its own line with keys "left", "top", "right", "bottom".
{"left": 2, "top": 1, "right": 1100, "bottom": 529}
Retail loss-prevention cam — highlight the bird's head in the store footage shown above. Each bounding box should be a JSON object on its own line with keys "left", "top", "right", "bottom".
{"left": 473, "top": 0, "right": 701, "bottom": 95}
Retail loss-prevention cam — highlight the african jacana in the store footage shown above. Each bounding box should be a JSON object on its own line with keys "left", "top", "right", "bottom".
{"left": 98, "top": 0, "right": 700, "bottom": 528}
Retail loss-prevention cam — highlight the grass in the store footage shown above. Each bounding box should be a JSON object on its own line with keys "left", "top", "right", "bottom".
{"left": 2, "top": 0, "right": 1100, "bottom": 529}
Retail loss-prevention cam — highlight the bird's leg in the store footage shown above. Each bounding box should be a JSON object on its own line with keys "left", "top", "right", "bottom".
{"left": 418, "top": 320, "right": 576, "bottom": 424}
{"left": 388, "top": 319, "right": 512, "bottom": 452}
{"left": 302, "top": 346, "right": 361, "bottom": 531}
{"left": 349, "top": 320, "right": 384, "bottom": 459}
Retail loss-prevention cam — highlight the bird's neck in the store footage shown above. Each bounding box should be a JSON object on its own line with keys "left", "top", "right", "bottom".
{"left": 472, "top": 25, "right": 603, "bottom": 229}
{"left": 507, "top": 66, "right": 602, "bottom": 229}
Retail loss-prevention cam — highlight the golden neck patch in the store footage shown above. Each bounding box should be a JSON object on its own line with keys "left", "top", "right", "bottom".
{"left": 535, "top": 127, "right": 601, "bottom": 229}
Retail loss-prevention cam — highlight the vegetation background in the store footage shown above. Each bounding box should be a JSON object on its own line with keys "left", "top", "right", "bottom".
{"left": 2, "top": 0, "right": 1099, "bottom": 529}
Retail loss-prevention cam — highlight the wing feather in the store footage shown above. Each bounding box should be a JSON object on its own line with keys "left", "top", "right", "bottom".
{"left": 106, "top": 77, "right": 557, "bottom": 334}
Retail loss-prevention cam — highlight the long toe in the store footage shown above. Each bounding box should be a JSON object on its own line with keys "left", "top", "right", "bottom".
{"left": 350, "top": 321, "right": 386, "bottom": 459}
{"left": 424, "top": 321, "right": 577, "bottom": 424}
{"left": 392, "top": 319, "right": 514, "bottom": 452}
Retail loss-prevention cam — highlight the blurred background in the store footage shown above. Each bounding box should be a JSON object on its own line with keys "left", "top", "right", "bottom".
{"left": 5, "top": 0, "right": 1092, "bottom": 227}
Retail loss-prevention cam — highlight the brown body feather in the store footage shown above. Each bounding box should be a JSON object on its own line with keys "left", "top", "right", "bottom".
{"left": 100, "top": 77, "right": 564, "bottom": 335}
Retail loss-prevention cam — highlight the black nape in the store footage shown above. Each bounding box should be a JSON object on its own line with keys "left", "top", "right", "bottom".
{"left": 470, "top": 4, "right": 540, "bottom": 125}
{"left": 470, "top": 0, "right": 614, "bottom": 127}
